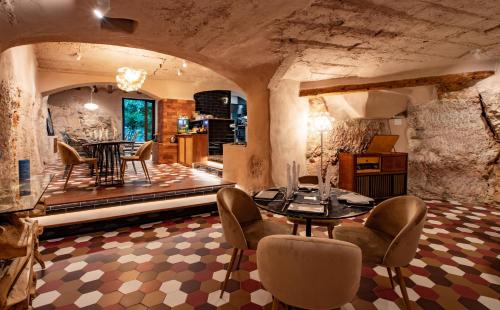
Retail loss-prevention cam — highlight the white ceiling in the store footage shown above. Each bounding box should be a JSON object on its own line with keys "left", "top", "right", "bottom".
{"left": 34, "top": 42, "right": 233, "bottom": 84}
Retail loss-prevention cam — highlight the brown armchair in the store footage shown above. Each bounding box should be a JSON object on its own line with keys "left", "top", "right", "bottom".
{"left": 333, "top": 195, "right": 427, "bottom": 310}
{"left": 290, "top": 175, "right": 339, "bottom": 238}
{"left": 257, "top": 235, "right": 362, "bottom": 310}
{"left": 120, "top": 140, "right": 153, "bottom": 183}
{"left": 216, "top": 187, "right": 291, "bottom": 297}
{"left": 57, "top": 142, "right": 98, "bottom": 189}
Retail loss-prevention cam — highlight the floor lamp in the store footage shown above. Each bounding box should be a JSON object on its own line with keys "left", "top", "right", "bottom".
{"left": 311, "top": 112, "right": 333, "bottom": 174}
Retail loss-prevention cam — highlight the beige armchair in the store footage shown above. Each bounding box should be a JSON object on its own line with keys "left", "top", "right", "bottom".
{"left": 290, "top": 175, "right": 339, "bottom": 238}
{"left": 57, "top": 142, "right": 98, "bottom": 189}
{"left": 120, "top": 140, "right": 153, "bottom": 183}
{"left": 333, "top": 195, "right": 427, "bottom": 310}
{"left": 216, "top": 187, "right": 291, "bottom": 297}
{"left": 257, "top": 235, "right": 362, "bottom": 310}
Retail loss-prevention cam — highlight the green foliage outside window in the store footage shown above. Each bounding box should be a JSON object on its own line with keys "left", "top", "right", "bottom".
{"left": 122, "top": 98, "right": 154, "bottom": 142}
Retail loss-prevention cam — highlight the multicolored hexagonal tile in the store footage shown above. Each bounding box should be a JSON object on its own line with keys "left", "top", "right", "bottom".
{"left": 33, "top": 200, "right": 499, "bottom": 309}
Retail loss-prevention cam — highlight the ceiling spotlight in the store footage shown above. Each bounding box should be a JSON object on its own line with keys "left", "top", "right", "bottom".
{"left": 177, "top": 69, "right": 182, "bottom": 76}
{"left": 182, "top": 60, "right": 187, "bottom": 68}
{"left": 93, "top": 8, "right": 104, "bottom": 19}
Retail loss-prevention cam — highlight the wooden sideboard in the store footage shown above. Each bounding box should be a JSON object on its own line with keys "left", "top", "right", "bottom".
{"left": 177, "top": 134, "right": 208, "bottom": 167}
{"left": 338, "top": 152, "right": 408, "bottom": 200}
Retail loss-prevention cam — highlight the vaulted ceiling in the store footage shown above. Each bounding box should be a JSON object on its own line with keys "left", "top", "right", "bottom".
{"left": 34, "top": 42, "right": 232, "bottom": 83}
{"left": 1, "top": 0, "right": 499, "bottom": 84}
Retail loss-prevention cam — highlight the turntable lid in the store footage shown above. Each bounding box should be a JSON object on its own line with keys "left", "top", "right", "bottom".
{"left": 366, "top": 135, "right": 399, "bottom": 153}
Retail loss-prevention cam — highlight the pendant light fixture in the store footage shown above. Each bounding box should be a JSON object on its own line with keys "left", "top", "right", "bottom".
{"left": 116, "top": 67, "right": 147, "bottom": 92}
{"left": 84, "top": 86, "right": 99, "bottom": 111}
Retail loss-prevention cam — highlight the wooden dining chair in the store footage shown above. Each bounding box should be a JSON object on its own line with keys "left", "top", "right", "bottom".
{"left": 57, "top": 141, "right": 99, "bottom": 189}
{"left": 123, "top": 131, "right": 140, "bottom": 173}
{"left": 290, "top": 175, "right": 339, "bottom": 238}
{"left": 333, "top": 195, "right": 427, "bottom": 310}
{"left": 120, "top": 140, "right": 154, "bottom": 183}
{"left": 216, "top": 187, "right": 291, "bottom": 297}
{"left": 257, "top": 235, "right": 362, "bottom": 310}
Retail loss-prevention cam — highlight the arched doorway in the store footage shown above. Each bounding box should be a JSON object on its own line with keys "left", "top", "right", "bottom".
{"left": 2, "top": 39, "right": 274, "bottom": 191}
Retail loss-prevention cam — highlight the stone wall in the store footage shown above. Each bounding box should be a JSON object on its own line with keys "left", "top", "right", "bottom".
{"left": 48, "top": 87, "right": 154, "bottom": 141}
{"left": 0, "top": 45, "right": 53, "bottom": 181}
{"left": 408, "top": 85, "right": 499, "bottom": 203}
{"left": 301, "top": 81, "right": 499, "bottom": 203}
{"left": 306, "top": 118, "right": 390, "bottom": 185}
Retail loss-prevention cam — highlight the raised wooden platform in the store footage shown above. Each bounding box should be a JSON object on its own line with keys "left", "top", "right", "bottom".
{"left": 42, "top": 162, "right": 234, "bottom": 213}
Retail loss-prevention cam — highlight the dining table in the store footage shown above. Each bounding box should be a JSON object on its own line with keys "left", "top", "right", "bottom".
{"left": 83, "top": 140, "right": 133, "bottom": 185}
{"left": 253, "top": 187, "right": 374, "bottom": 237}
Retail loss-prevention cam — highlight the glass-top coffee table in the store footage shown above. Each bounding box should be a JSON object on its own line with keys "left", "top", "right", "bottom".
{"left": 254, "top": 187, "right": 374, "bottom": 237}
{"left": 0, "top": 175, "right": 53, "bottom": 215}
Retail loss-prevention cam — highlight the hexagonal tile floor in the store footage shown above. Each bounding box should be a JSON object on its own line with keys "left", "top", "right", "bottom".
{"left": 33, "top": 200, "right": 499, "bottom": 309}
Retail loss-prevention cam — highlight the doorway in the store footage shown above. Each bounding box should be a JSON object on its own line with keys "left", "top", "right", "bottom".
{"left": 122, "top": 98, "right": 155, "bottom": 142}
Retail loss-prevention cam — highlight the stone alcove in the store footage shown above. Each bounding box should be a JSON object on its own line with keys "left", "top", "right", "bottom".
{"left": 304, "top": 79, "right": 499, "bottom": 203}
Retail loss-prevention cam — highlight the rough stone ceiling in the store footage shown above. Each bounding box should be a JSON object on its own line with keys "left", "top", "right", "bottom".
{"left": 34, "top": 42, "right": 232, "bottom": 83}
{"left": 1, "top": 0, "right": 500, "bottom": 84}
{"left": 277, "top": 0, "right": 500, "bottom": 81}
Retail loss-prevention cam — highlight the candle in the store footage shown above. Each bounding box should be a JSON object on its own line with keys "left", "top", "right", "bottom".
{"left": 286, "top": 163, "right": 292, "bottom": 199}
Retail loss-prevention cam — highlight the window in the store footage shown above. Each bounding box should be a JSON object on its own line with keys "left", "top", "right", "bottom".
{"left": 122, "top": 98, "right": 155, "bottom": 142}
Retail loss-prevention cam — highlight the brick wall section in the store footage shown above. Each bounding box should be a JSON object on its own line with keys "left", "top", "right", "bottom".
{"left": 153, "top": 98, "right": 195, "bottom": 164}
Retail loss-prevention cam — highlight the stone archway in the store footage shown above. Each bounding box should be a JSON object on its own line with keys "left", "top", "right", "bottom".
{"left": 0, "top": 0, "right": 316, "bottom": 190}
{"left": 1, "top": 40, "right": 274, "bottom": 190}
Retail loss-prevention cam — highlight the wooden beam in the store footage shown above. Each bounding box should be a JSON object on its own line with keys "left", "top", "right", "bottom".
{"left": 299, "top": 71, "right": 495, "bottom": 97}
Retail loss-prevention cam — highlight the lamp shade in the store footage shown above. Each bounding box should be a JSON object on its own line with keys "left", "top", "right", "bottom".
{"left": 84, "top": 86, "right": 99, "bottom": 111}
{"left": 84, "top": 102, "right": 99, "bottom": 111}
{"left": 310, "top": 112, "right": 333, "bottom": 132}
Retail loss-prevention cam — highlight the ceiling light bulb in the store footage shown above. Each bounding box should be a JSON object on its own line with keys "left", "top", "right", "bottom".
{"left": 76, "top": 53, "right": 82, "bottom": 61}
{"left": 93, "top": 9, "right": 104, "bottom": 19}
{"left": 177, "top": 69, "right": 182, "bottom": 76}
{"left": 182, "top": 60, "right": 187, "bottom": 68}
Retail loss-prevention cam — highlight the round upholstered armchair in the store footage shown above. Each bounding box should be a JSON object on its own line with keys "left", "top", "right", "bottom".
{"left": 57, "top": 141, "right": 98, "bottom": 188}
{"left": 120, "top": 140, "right": 154, "bottom": 183}
{"left": 257, "top": 235, "right": 362, "bottom": 309}
{"left": 216, "top": 187, "right": 291, "bottom": 297}
{"left": 333, "top": 195, "right": 427, "bottom": 310}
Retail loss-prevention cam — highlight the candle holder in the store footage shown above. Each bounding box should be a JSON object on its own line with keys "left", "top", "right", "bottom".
{"left": 285, "top": 188, "right": 296, "bottom": 202}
